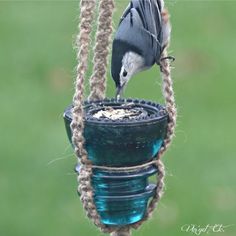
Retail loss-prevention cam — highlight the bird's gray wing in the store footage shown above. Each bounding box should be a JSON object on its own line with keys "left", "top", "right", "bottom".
{"left": 114, "top": 7, "right": 156, "bottom": 66}
{"left": 119, "top": 0, "right": 162, "bottom": 39}
{"left": 131, "top": 0, "right": 163, "bottom": 62}
{"left": 119, "top": 3, "right": 131, "bottom": 25}
{"left": 131, "top": 1, "right": 162, "bottom": 35}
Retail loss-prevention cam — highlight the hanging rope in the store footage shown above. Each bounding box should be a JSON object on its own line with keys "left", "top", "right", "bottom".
{"left": 111, "top": 227, "right": 131, "bottom": 236}
{"left": 71, "top": 0, "right": 106, "bottom": 231}
{"left": 71, "top": 0, "right": 116, "bottom": 234}
{"left": 70, "top": 1, "right": 176, "bottom": 236}
{"left": 71, "top": 0, "right": 95, "bottom": 165}
{"left": 158, "top": 9, "right": 177, "bottom": 158}
{"left": 131, "top": 10, "right": 177, "bottom": 230}
{"left": 88, "top": 0, "right": 115, "bottom": 101}
{"left": 131, "top": 50, "right": 176, "bottom": 231}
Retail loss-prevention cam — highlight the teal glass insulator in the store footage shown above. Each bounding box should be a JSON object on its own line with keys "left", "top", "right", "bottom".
{"left": 64, "top": 98, "right": 168, "bottom": 226}
{"left": 94, "top": 185, "right": 156, "bottom": 225}
{"left": 75, "top": 164, "right": 157, "bottom": 225}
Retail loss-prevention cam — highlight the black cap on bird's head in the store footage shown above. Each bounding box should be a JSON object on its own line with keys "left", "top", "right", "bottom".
{"left": 111, "top": 39, "right": 124, "bottom": 89}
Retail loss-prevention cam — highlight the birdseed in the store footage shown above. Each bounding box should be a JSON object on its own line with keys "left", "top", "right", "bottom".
{"left": 92, "top": 107, "right": 146, "bottom": 120}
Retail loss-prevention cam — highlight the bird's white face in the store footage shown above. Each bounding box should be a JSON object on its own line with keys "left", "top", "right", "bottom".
{"left": 119, "top": 51, "right": 145, "bottom": 89}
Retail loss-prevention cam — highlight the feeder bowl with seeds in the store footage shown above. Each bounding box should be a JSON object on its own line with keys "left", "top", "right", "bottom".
{"left": 64, "top": 98, "right": 168, "bottom": 225}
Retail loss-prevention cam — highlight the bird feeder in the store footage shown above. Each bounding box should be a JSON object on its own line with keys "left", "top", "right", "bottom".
{"left": 63, "top": 0, "right": 176, "bottom": 235}
{"left": 64, "top": 99, "right": 168, "bottom": 225}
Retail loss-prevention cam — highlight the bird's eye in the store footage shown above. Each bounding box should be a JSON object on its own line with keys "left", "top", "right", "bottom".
{"left": 122, "top": 70, "right": 128, "bottom": 77}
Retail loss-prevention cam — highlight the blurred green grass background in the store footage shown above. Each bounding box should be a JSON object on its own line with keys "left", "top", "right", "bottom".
{"left": 0, "top": 1, "right": 236, "bottom": 236}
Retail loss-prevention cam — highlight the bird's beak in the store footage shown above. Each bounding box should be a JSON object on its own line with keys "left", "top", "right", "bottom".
{"left": 115, "top": 84, "right": 125, "bottom": 100}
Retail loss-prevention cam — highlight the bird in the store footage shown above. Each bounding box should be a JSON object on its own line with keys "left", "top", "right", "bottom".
{"left": 111, "top": 0, "right": 172, "bottom": 99}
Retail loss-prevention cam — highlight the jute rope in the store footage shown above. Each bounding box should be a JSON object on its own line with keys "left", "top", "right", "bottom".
{"left": 104, "top": 9, "right": 177, "bottom": 233}
{"left": 131, "top": 48, "right": 177, "bottom": 231}
{"left": 71, "top": 0, "right": 95, "bottom": 165}
{"left": 130, "top": 11, "right": 177, "bottom": 230}
{"left": 71, "top": 0, "right": 116, "bottom": 234}
{"left": 71, "top": 0, "right": 109, "bottom": 233}
{"left": 88, "top": 0, "right": 115, "bottom": 101}
{"left": 111, "top": 227, "right": 131, "bottom": 236}
{"left": 106, "top": 43, "right": 176, "bottom": 234}
{"left": 70, "top": 1, "right": 176, "bottom": 236}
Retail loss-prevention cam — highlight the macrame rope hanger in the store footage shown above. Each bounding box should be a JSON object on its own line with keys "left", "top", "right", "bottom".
{"left": 70, "top": 0, "right": 177, "bottom": 236}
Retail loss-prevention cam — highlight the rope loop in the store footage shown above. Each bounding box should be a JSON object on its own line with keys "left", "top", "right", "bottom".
{"left": 70, "top": 1, "right": 176, "bottom": 235}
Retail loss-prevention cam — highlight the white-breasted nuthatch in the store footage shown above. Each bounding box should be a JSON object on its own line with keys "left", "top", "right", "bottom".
{"left": 111, "top": 0, "right": 172, "bottom": 98}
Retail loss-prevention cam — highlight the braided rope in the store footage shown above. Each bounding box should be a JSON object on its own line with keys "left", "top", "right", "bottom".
{"left": 111, "top": 227, "right": 131, "bottom": 236}
{"left": 71, "top": 0, "right": 95, "bottom": 164}
{"left": 130, "top": 48, "right": 176, "bottom": 230}
{"left": 71, "top": 0, "right": 118, "bottom": 234}
{"left": 158, "top": 9, "right": 177, "bottom": 157}
{"left": 88, "top": 0, "right": 115, "bottom": 101}
{"left": 159, "top": 50, "right": 177, "bottom": 156}
{"left": 70, "top": 0, "right": 113, "bottom": 233}
{"left": 78, "top": 165, "right": 114, "bottom": 234}
{"left": 70, "top": 1, "right": 176, "bottom": 235}
{"left": 131, "top": 159, "right": 165, "bottom": 230}
{"left": 131, "top": 9, "right": 177, "bottom": 231}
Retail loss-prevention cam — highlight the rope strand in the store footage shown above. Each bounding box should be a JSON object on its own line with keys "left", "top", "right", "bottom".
{"left": 89, "top": 0, "right": 115, "bottom": 101}
{"left": 159, "top": 48, "right": 177, "bottom": 156}
{"left": 70, "top": 1, "right": 176, "bottom": 235}
{"left": 71, "top": 0, "right": 96, "bottom": 165}
{"left": 71, "top": 0, "right": 117, "bottom": 233}
{"left": 131, "top": 8, "right": 177, "bottom": 230}
{"left": 70, "top": 0, "right": 111, "bottom": 233}
{"left": 111, "top": 227, "right": 131, "bottom": 236}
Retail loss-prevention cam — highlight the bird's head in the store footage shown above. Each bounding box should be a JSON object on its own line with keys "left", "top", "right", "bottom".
{"left": 112, "top": 51, "right": 144, "bottom": 99}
